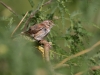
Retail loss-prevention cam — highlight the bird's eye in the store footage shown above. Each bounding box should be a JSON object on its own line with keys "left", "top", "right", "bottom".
{"left": 49, "top": 22, "right": 51, "bottom": 24}
{"left": 29, "top": 28, "right": 31, "bottom": 31}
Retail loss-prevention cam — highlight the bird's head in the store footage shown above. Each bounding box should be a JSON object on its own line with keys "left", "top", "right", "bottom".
{"left": 42, "top": 20, "right": 55, "bottom": 28}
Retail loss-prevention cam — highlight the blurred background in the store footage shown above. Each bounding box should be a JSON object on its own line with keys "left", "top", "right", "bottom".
{"left": 0, "top": 0, "right": 100, "bottom": 75}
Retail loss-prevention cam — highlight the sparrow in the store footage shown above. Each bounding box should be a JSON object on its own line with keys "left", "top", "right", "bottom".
{"left": 24, "top": 20, "right": 54, "bottom": 41}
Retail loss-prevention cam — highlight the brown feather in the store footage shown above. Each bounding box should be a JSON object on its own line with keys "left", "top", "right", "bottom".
{"left": 24, "top": 20, "right": 54, "bottom": 41}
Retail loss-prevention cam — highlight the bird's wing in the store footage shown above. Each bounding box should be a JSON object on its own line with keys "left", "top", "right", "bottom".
{"left": 29, "top": 24, "right": 45, "bottom": 34}
{"left": 34, "top": 28, "right": 49, "bottom": 40}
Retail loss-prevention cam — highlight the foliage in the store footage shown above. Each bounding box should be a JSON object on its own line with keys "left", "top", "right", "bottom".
{"left": 0, "top": 0, "right": 100, "bottom": 75}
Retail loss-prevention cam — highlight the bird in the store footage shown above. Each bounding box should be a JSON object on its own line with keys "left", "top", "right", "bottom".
{"left": 23, "top": 20, "right": 54, "bottom": 41}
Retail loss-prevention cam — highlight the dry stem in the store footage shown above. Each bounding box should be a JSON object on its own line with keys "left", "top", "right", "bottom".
{"left": 40, "top": 40, "right": 55, "bottom": 75}
{"left": 75, "top": 65, "right": 100, "bottom": 75}
{"left": 54, "top": 41, "right": 100, "bottom": 69}
{"left": 11, "top": 11, "right": 28, "bottom": 37}
{"left": 23, "top": 0, "right": 52, "bottom": 31}
{"left": 40, "top": 40, "right": 51, "bottom": 62}
{"left": 0, "top": 1, "right": 18, "bottom": 17}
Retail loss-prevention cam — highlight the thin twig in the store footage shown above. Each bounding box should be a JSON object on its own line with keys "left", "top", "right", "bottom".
{"left": 75, "top": 65, "right": 100, "bottom": 75}
{"left": 40, "top": 39, "right": 55, "bottom": 75}
{"left": 74, "top": 72, "right": 84, "bottom": 75}
{"left": 23, "top": 0, "right": 52, "bottom": 31}
{"left": 40, "top": 40, "right": 50, "bottom": 62}
{"left": 91, "top": 65, "right": 100, "bottom": 71}
{"left": 54, "top": 41, "right": 100, "bottom": 69}
{"left": 11, "top": 11, "right": 28, "bottom": 37}
{"left": 0, "top": 1, "right": 18, "bottom": 17}
{"left": 42, "top": 0, "right": 52, "bottom": 6}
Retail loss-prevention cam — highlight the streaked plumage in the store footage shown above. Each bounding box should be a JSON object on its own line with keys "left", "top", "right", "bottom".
{"left": 25, "top": 20, "right": 54, "bottom": 41}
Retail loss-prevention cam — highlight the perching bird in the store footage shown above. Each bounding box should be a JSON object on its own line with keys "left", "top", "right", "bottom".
{"left": 24, "top": 20, "right": 54, "bottom": 41}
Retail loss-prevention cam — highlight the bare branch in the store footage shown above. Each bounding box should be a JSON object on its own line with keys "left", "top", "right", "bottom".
{"left": 75, "top": 65, "right": 100, "bottom": 75}
{"left": 23, "top": 0, "right": 52, "bottom": 31}
{"left": 11, "top": 11, "right": 28, "bottom": 37}
{"left": 54, "top": 41, "right": 100, "bottom": 69}
{"left": 74, "top": 72, "right": 84, "bottom": 75}
{"left": 39, "top": 39, "right": 55, "bottom": 75}
{"left": 39, "top": 40, "right": 51, "bottom": 62}
{"left": 42, "top": 0, "right": 52, "bottom": 6}
{"left": 91, "top": 65, "right": 100, "bottom": 71}
{"left": 0, "top": 1, "right": 19, "bottom": 17}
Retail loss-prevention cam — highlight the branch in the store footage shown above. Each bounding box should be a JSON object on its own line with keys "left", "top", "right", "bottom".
{"left": 54, "top": 41, "right": 100, "bottom": 69}
{"left": 40, "top": 39, "right": 55, "bottom": 75}
{"left": 39, "top": 40, "right": 51, "bottom": 62}
{"left": 75, "top": 65, "right": 100, "bottom": 75}
{"left": 42, "top": 0, "right": 52, "bottom": 6}
{"left": 23, "top": 0, "right": 52, "bottom": 31}
{"left": 91, "top": 65, "right": 100, "bottom": 71}
{"left": 0, "top": 1, "right": 19, "bottom": 17}
{"left": 11, "top": 11, "right": 28, "bottom": 37}
{"left": 74, "top": 72, "right": 84, "bottom": 75}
